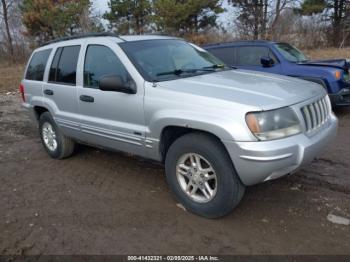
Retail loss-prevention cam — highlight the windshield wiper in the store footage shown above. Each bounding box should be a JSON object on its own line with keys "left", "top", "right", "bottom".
{"left": 157, "top": 69, "right": 186, "bottom": 76}
{"left": 203, "top": 64, "right": 236, "bottom": 70}
{"left": 202, "top": 64, "right": 224, "bottom": 69}
{"left": 156, "top": 68, "right": 214, "bottom": 76}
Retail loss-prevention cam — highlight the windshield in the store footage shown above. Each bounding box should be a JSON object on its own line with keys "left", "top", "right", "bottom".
{"left": 119, "top": 39, "right": 228, "bottom": 82}
{"left": 274, "top": 43, "right": 308, "bottom": 63}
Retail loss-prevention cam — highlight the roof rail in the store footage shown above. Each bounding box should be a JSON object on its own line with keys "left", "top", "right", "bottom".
{"left": 41, "top": 32, "right": 122, "bottom": 46}
{"left": 203, "top": 39, "right": 272, "bottom": 47}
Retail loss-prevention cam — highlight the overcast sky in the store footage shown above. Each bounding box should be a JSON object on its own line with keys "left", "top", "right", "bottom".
{"left": 92, "top": 0, "right": 235, "bottom": 29}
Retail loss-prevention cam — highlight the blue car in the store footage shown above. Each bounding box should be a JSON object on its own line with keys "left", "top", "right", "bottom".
{"left": 204, "top": 41, "right": 350, "bottom": 107}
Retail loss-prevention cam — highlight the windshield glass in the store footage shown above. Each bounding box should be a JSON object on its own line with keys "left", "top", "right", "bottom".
{"left": 274, "top": 43, "right": 308, "bottom": 63}
{"left": 119, "top": 39, "right": 228, "bottom": 82}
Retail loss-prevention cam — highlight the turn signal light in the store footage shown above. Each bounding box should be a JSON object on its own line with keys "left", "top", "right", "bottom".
{"left": 335, "top": 70, "right": 341, "bottom": 80}
{"left": 246, "top": 113, "right": 260, "bottom": 133}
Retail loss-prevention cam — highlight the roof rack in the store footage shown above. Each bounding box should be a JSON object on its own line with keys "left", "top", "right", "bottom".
{"left": 41, "top": 32, "right": 122, "bottom": 46}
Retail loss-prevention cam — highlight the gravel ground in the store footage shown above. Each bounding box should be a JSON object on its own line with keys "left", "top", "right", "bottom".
{"left": 0, "top": 93, "right": 349, "bottom": 255}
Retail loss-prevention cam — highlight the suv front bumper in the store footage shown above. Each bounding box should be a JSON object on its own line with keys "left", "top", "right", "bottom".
{"left": 223, "top": 114, "right": 338, "bottom": 186}
{"left": 329, "top": 87, "right": 350, "bottom": 107}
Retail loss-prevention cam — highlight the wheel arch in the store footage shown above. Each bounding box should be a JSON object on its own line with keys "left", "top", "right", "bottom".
{"left": 33, "top": 105, "right": 49, "bottom": 120}
{"left": 159, "top": 125, "right": 229, "bottom": 163}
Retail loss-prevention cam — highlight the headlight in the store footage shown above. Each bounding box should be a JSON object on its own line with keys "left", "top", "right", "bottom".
{"left": 246, "top": 107, "right": 302, "bottom": 141}
{"left": 343, "top": 71, "right": 349, "bottom": 82}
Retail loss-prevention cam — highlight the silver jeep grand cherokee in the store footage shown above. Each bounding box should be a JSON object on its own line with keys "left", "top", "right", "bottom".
{"left": 21, "top": 34, "right": 338, "bottom": 218}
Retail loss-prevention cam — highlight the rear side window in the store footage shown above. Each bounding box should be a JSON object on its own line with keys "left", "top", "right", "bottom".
{"left": 84, "top": 45, "right": 130, "bottom": 88}
{"left": 49, "top": 45, "right": 80, "bottom": 85}
{"left": 208, "top": 47, "right": 234, "bottom": 65}
{"left": 235, "top": 46, "right": 269, "bottom": 66}
{"left": 49, "top": 47, "right": 62, "bottom": 82}
{"left": 25, "top": 49, "right": 52, "bottom": 81}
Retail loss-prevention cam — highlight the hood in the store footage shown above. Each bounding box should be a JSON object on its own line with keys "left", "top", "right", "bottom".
{"left": 298, "top": 59, "right": 349, "bottom": 70}
{"left": 157, "top": 70, "right": 326, "bottom": 110}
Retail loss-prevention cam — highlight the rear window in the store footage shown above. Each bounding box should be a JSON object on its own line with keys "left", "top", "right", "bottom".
{"left": 49, "top": 45, "right": 81, "bottom": 85}
{"left": 25, "top": 49, "right": 52, "bottom": 81}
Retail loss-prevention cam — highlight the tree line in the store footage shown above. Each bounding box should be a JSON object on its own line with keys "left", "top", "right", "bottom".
{"left": 0, "top": 0, "right": 349, "bottom": 63}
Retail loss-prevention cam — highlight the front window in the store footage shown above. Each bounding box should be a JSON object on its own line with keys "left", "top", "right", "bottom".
{"left": 209, "top": 47, "right": 235, "bottom": 65}
{"left": 84, "top": 45, "right": 131, "bottom": 88}
{"left": 274, "top": 43, "right": 308, "bottom": 63}
{"left": 235, "top": 46, "right": 274, "bottom": 66}
{"left": 119, "top": 39, "right": 228, "bottom": 82}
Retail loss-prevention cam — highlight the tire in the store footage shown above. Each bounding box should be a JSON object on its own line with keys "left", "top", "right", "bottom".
{"left": 165, "top": 132, "right": 245, "bottom": 218}
{"left": 39, "top": 112, "right": 75, "bottom": 159}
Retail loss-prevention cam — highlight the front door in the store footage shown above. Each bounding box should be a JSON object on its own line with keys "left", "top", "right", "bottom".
{"left": 234, "top": 46, "right": 283, "bottom": 74}
{"left": 77, "top": 41, "right": 145, "bottom": 156}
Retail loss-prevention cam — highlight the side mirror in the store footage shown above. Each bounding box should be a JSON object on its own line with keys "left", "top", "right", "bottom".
{"left": 261, "top": 56, "right": 274, "bottom": 67}
{"left": 99, "top": 75, "right": 136, "bottom": 94}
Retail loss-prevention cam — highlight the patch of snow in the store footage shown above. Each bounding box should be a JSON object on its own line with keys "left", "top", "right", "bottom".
{"left": 327, "top": 214, "right": 350, "bottom": 226}
{"left": 176, "top": 203, "right": 186, "bottom": 212}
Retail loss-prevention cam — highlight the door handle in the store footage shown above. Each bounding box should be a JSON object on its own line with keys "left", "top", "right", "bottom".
{"left": 80, "top": 95, "right": 94, "bottom": 103}
{"left": 44, "top": 89, "right": 54, "bottom": 96}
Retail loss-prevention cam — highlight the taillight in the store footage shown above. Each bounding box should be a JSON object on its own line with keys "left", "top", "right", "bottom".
{"left": 19, "top": 84, "right": 25, "bottom": 102}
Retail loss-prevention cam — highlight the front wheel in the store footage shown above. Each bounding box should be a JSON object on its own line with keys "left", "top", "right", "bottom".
{"left": 165, "top": 133, "right": 245, "bottom": 218}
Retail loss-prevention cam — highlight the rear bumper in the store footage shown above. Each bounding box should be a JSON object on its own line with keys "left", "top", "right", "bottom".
{"left": 329, "top": 87, "right": 350, "bottom": 107}
{"left": 21, "top": 102, "right": 37, "bottom": 122}
{"left": 223, "top": 114, "right": 338, "bottom": 186}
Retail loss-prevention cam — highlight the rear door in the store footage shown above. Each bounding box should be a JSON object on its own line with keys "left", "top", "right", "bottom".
{"left": 43, "top": 45, "right": 82, "bottom": 138}
{"left": 234, "top": 46, "right": 282, "bottom": 74}
{"left": 76, "top": 39, "right": 146, "bottom": 156}
{"left": 22, "top": 49, "right": 52, "bottom": 106}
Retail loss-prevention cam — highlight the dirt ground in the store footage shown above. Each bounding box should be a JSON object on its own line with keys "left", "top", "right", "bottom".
{"left": 0, "top": 93, "right": 350, "bottom": 255}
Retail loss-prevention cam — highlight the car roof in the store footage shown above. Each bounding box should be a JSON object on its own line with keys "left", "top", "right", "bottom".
{"left": 36, "top": 33, "right": 179, "bottom": 52}
{"left": 119, "top": 35, "right": 178, "bottom": 42}
{"left": 203, "top": 40, "right": 279, "bottom": 49}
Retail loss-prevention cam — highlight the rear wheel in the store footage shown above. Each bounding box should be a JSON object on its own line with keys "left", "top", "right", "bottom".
{"left": 39, "top": 112, "right": 75, "bottom": 159}
{"left": 165, "top": 133, "right": 245, "bottom": 218}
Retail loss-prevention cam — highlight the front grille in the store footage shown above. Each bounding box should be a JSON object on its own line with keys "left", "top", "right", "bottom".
{"left": 301, "top": 96, "right": 331, "bottom": 132}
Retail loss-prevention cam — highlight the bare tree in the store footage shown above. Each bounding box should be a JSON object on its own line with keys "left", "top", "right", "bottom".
{"left": 79, "top": 4, "right": 93, "bottom": 33}
{"left": 271, "top": 0, "right": 287, "bottom": 31}
{"left": 229, "top": 0, "right": 297, "bottom": 40}
{"left": 269, "top": 0, "right": 298, "bottom": 39}
{"left": 0, "top": 0, "right": 14, "bottom": 59}
{"left": 331, "top": 0, "right": 348, "bottom": 46}
{"left": 228, "top": 0, "right": 269, "bottom": 39}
